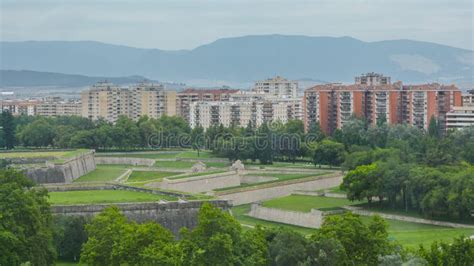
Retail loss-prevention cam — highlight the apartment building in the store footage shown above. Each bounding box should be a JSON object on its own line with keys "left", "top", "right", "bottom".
{"left": 253, "top": 76, "right": 298, "bottom": 99}
{"left": 189, "top": 98, "right": 302, "bottom": 129}
{"left": 303, "top": 73, "right": 462, "bottom": 134}
{"left": 81, "top": 81, "right": 175, "bottom": 122}
{"left": 446, "top": 106, "right": 474, "bottom": 130}
{"left": 462, "top": 90, "right": 474, "bottom": 106}
{"left": 36, "top": 97, "right": 81, "bottom": 117}
{"left": 129, "top": 83, "right": 176, "bottom": 120}
{"left": 176, "top": 88, "right": 239, "bottom": 122}
{"left": 446, "top": 90, "right": 474, "bottom": 130}
{"left": 0, "top": 99, "right": 39, "bottom": 116}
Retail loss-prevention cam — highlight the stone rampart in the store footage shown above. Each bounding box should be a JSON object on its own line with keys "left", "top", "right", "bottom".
{"left": 248, "top": 203, "right": 323, "bottom": 228}
{"left": 159, "top": 171, "right": 241, "bottom": 193}
{"left": 217, "top": 173, "right": 343, "bottom": 205}
{"left": 26, "top": 150, "right": 96, "bottom": 184}
{"left": 51, "top": 200, "right": 231, "bottom": 235}
{"left": 344, "top": 206, "right": 474, "bottom": 229}
{"left": 95, "top": 157, "right": 155, "bottom": 166}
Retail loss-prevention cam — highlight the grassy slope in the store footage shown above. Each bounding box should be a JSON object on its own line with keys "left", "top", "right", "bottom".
{"left": 262, "top": 195, "right": 363, "bottom": 212}
{"left": 74, "top": 165, "right": 129, "bottom": 183}
{"left": 49, "top": 190, "right": 175, "bottom": 205}
{"left": 104, "top": 150, "right": 218, "bottom": 159}
{"left": 154, "top": 160, "right": 228, "bottom": 168}
{"left": 127, "top": 171, "right": 180, "bottom": 182}
{"left": 215, "top": 172, "right": 328, "bottom": 192}
{"left": 0, "top": 149, "right": 88, "bottom": 159}
{"left": 231, "top": 204, "right": 474, "bottom": 248}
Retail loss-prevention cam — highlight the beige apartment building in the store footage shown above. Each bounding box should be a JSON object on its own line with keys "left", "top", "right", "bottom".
{"left": 81, "top": 81, "right": 176, "bottom": 122}
{"left": 446, "top": 90, "right": 474, "bottom": 130}
{"left": 36, "top": 97, "right": 81, "bottom": 117}
{"left": 253, "top": 76, "right": 298, "bottom": 99}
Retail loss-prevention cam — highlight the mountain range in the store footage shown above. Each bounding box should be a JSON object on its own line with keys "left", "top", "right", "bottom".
{"left": 0, "top": 70, "right": 157, "bottom": 87}
{"left": 1, "top": 35, "right": 473, "bottom": 87}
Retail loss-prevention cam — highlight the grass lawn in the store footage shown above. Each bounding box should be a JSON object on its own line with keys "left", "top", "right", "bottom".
{"left": 0, "top": 149, "right": 88, "bottom": 159}
{"left": 48, "top": 190, "right": 175, "bottom": 205}
{"left": 354, "top": 202, "right": 474, "bottom": 225}
{"left": 105, "top": 150, "right": 222, "bottom": 160}
{"left": 74, "top": 165, "right": 129, "bottom": 183}
{"left": 327, "top": 186, "right": 346, "bottom": 194}
{"left": 154, "top": 160, "right": 228, "bottom": 169}
{"left": 358, "top": 216, "right": 474, "bottom": 248}
{"left": 231, "top": 204, "right": 474, "bottom": 248}
{"left": 231, "top": 204, "right": 316, "bottom": 235}
{"left": 127, "top": 171, "right": 180, "bottom": 182}
{"left": 168, "top": 169, "right": 229, "bottom": 180}
{"left": 216, "top": 172, "right": 327, "bottom": 192}
{"left": 262, "top": 195, "right": 364, "bottom": 212}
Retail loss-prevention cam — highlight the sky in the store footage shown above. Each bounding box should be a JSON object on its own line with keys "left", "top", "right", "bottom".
{"left": 1, "top": 0, "right": 473, "bottom": 51}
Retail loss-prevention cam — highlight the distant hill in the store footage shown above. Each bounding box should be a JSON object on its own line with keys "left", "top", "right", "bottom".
{"left": 1, "top": 35, "right": 473, "bottom": 85}
{"left": 0, "top": 70, "right": 157, "bottom": 87}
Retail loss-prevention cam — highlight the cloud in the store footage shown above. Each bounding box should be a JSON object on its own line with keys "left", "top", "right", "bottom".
{"left": 1, "top": 0, "right": 472, "bottom": 50}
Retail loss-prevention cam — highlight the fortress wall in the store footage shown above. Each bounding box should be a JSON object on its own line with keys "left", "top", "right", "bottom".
{"left": 26, "top": 151, "right": 96, "bottom": 184}
{"left": 160, "top": 171, "right": 241, "bottom": 193}
{"left": 95, "top": 157, "right": 155, "bottom": 166}
{"left": 218, "top": 173, "right": 342, "bottom": 205}
{"left": 51, "top": 200, "right": 231, "bottom": 235}
{"left": 248, "top": 203, "right": 323, "bottom": 228}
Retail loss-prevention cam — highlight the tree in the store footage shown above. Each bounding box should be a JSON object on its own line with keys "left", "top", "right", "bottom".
{"left": 316, "top": 213, "right": 394, "bottom": 266}
{"left": 312, "top": 139, "right": 345, "bottom": 168}
{"left": 428, "top": 115, "right": 439, "bottom": 138}
{"left": 80, "top": 206, "right": 130, "bottom": 265}
{"left": 180, "top": 203, "right": 268, "bottom": 265}
{"left": 0, "top": 169, "right": 55, "bottom": 265}
{"left": 17, "top": 118, "right": 56, "bottom": 147}
{"left": 53, "top": 216, "right": 88, "bottom": 262}
{"left": 267, "top": 229, "right": 308, "bottom": 266}
{"left": 191, "top": 125, "right": 205, "bottom": 157}
{"left": 1, "top": 110, "right": 15, "bottom": 149}
{"left": 417, "top": 237, "right": 474, "bottom": 266}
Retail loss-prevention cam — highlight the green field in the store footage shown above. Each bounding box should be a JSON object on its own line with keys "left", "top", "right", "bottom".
{"left": 104, "top": 150, "right": 219, "bottom": 159}
{"left": 168, "top": 169, "right": 229, "bottom": 180}
{"left": 74, "top": 165, "right": 129, "bottom": 183}
{"left": 127, "top": 171, "right": 180, "bottom": 182}
{"left": 216, "top": 172, "right": 328, "bottom": 192}
{"left": 262, "top": 195, "right": 363, "bottom": 212}
{"left": 231, "top": 204, "right": 474, "bottom": 248}
{"left": 0, "top": 149, "right": 88, "bottom": 159}
{"left": 48, "top": 190, "right": 175, "bottom": 205}
{"left": 154, "top": 160, "right": 228, "bottom": 169}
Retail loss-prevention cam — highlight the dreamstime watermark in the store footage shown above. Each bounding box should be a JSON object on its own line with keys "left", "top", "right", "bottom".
{"left": 146, "top": 129, "right": 322, "bottom": 151}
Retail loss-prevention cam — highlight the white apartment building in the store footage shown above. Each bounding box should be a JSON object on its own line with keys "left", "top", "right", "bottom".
{"left": 253, "top": 76, "right": 298, "bottom": 99}
{"left": 81, "top": 81, "right": 175, "bottom": 122}
{"left": 446, "top": 106, "right": 474, "bottom": 130}
{"left": 189, "top": 98, "right": 303, "bottom": 130}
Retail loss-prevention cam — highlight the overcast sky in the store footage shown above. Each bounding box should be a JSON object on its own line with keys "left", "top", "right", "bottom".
{"left": 1, "top": 0, "right": 473, "bottom": 50}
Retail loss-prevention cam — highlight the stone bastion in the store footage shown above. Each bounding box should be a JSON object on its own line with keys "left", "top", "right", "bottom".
{"left": 51, "top": 200, "right": 231, "bottom": 235}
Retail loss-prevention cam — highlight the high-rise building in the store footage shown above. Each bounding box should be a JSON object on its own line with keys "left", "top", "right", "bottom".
{"left": 176, "top": 88, "right": 239, "bottom": 122}
{"left": 36, "top": 97, "right": 81, "bottom": 117}
{"left": 189, "top": 98, "right": 302, "bottom": 130}
{"left": 303, "top": 73, "right": 462, "bottom": 134}
{"left": 81, "top": 81, "right": 175, "bottom": 122}
{"left": 446, "top": 106, "right": 474, "bottom": 130}
{"left": 253, "top": 76, "right": 298, "bottom": 99}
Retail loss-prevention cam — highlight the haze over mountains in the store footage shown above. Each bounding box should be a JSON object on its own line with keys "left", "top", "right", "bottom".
{"left": 1, "top": 35, "right": 473, "bottom": 87}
